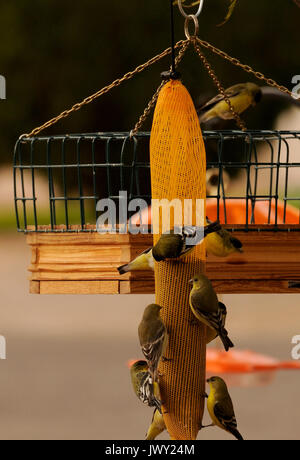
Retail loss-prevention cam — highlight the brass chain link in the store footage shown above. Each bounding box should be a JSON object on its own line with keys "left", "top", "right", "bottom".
{"left": 22, "top": 39, "right": 188, "bottom": 139}
{"left": 22, "top": 34, "right": 295, "bottom": 139}
{"left": 130, "top": 39, "right": 191, "bottom": 137}
{"left": 192, "top": 38, "right": 247, "bottom": 131}
{"left": 197, "top": 37, "right": 294, "bottom": 97}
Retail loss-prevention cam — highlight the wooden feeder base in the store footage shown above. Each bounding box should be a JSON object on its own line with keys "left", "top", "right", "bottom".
{"left": 27, "top": 226, "right": 300, "bottom": 295}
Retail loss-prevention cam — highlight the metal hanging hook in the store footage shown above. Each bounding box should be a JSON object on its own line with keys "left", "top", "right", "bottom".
{"left": 184, "top": 15, "right": 199, "bottom": 39}
{"left": 177, "top": 0, "right": 204, "bottom": 19}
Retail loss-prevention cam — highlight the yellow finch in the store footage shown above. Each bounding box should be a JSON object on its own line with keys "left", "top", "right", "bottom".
{"left": 198, "top": 83, "right": 262, "bottom": 124}
{"left": 206, "top": 218, "right": 243, "bottom": 258}
{"left": 206, "top": 302, "right": 227, "bottom": 345}
{"left": 207, "top": 376, "right": 244, "bottom": 441}
{"left": 118, "top": 222, "right": 221, "bottom": 274}
{"left": 118, "top": 248, "right": 154, "bottom": 274}
{"left": 189, "top": 274, "right": 234, "bottom": 351}
{"left": 146, "top": 409, "right": 166, "bottom": 440}
{"left": 130, "top": 360, "right": 162, "bottom": 413}
{"left": 138, "top": 304, "right": 168, "bottom": 380}
{"left": 152, "top": 222, "right": 221, "bottom": 262}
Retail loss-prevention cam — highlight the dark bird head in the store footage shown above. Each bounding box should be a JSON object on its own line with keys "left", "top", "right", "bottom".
{"left": 246, "top": 82, "right": 263, "bottom": 105}
{"left": 230, "top": 236, "right": 244, "bottom": 253}
{"left": 130, "top": 360, "right": 148, "bottom": 373}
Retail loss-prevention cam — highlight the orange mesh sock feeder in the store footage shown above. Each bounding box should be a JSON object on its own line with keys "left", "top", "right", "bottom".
{"left": 150, "top": 79, "right": 207, "bottom": 440}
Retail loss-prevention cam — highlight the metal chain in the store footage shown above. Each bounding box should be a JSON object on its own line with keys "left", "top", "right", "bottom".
{"left": 192, "top": 38, "right": 247, "bottom": 131}
{"left": 130, "top": 82, "right": 166, "bottom": 137}
{"left": 130, "top": 40, "right": 191, "bottom": 137}
{"left": 22, "top": 32, "right": 294, "bottom": 139}
{"left": 22, "top": 39, "right": 188, "bottom": 139}
{"left": 197, "top": 37, "right": 294, "bottom": 97}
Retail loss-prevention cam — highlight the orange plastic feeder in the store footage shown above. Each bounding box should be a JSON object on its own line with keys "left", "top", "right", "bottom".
{"left": 206, "top": 348, "right": 300, "bottom": 387}
{"left": 130, "top": 199, "right": 300, "bottom": 227}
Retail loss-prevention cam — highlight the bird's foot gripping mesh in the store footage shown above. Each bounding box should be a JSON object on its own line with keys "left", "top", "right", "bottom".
{"left": 150, "top": 80, "right": 207, "bottom": 440}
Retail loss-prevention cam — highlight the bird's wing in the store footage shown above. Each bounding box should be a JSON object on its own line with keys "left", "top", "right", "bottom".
{"left": 218, "top": 302, "right": 228, "bottom": 329}
{"left": 153, "top": 233, "right": 184, "bottom": 261}
{"left": 230, "top": 236, "right": 243, "bottom": 250}
{"left": 197, "top": 86, "right": 243, "bottom": 114}
{"left": 190, "top": 292, "right": 222, "bottom": 331}
{"left": 214, "top": 401, "right": 238, "bottom": 431}
{"left": 142, "top": 323, "right": 166, "bottom": 369}
{"left": 138, "top": 372, "right": 162, "bottom": 412}
{"left": 182, "top": 226, "right": 197, "bottom": 237}
{"left": 182, "top": 225, "right": 219, "bottom": 254}
{"left": 139, "top": 247, "right": 153, "bottom": 256}
{"left": 198, "top": 310, "right": 222, "bottom": 332}
{"left": 181, "top": 226, "right": 198, "bottom": 254}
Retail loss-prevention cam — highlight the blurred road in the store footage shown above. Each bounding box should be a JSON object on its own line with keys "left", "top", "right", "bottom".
{"left": 0, "top": 234, "right": 299, "bottom": 440}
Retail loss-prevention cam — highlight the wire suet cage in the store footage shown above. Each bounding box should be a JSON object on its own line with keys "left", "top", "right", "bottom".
{"left": 14, "top": 130, "right": 300, "bottom": 233}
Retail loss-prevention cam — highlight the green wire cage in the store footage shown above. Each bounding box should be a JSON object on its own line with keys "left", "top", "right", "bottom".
{"left": 14, "top": 129, "right": 300, "bottom": 295}
{"left": 14, "top": 130, "right": 300, "bottom": 232}
{"left": 12, "top": 2, "right": 300, "bottom": 295}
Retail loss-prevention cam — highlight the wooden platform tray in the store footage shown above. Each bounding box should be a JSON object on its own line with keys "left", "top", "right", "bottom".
{"left": 27, "top": 225, "right": 300, "bottom": 294}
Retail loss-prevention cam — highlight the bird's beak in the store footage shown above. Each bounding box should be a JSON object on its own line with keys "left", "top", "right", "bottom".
{"left": 188, "top": 279, "right": 193, "bottom": 285}
{"left": 206, "top": 378, "right": 210, "bottom": 383}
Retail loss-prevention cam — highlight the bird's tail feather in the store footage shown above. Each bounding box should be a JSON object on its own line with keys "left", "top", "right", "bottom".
{"left": 117, "top": 264, "right": 129, "bottom": 275}
{"left": 230, "top": 428, "right": 244, "bottom": 441}
{"left": 219, "top": 328, "right": 234, "bottom": 352}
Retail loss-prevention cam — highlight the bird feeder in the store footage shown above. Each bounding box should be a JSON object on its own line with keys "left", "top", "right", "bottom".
{"left": 14, "top": 1, "right": 300, "bottom": 295}
{"left": 15, "top": 129, "right": 300, "bottom": 295}
{"left": 12, "top": 0, "right": 300, "bottom": 440}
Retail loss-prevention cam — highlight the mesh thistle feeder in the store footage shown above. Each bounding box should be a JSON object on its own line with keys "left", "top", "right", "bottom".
{"left": 15, "top": 23, "right": 300, "bottom": 295}
{"left": 12, "top": 1, "right": 300, "bottom": 439}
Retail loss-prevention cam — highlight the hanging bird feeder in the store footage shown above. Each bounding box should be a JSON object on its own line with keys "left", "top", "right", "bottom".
{"left": 14, "top": 0, "right": 300, "bottom": 296}
{"left": 13, "top": 0, "right": 300, "bottom": 442}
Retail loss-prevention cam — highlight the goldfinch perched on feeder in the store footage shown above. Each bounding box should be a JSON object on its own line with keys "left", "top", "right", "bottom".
{"left": 206, "top": 218, "right": 243, "bottom": 258}
{"left": 206, "top": 376, "right": 244, "bottom": 441}
{"left": 118, "top": 248, "right": 154, "bottom": 274}
{"left": 198, "top": 83, "right": 262, "bottom": 124}
{"left": 138, "top": 304, "right": 168, "bottom": 380}
{"left": 118, "top": 222, "right": 221, "bottom": 274}
{"left": 146, "top": 409, "right": 166, "bottom": 440}
{"left": 189, "top": 274, "right": 234, "bottom": 352}
{"left": 152, "top": 222, "right": 221, "bottom": 261}
{"left": 130, "top": 360, "right": 162, "bottom": 413}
